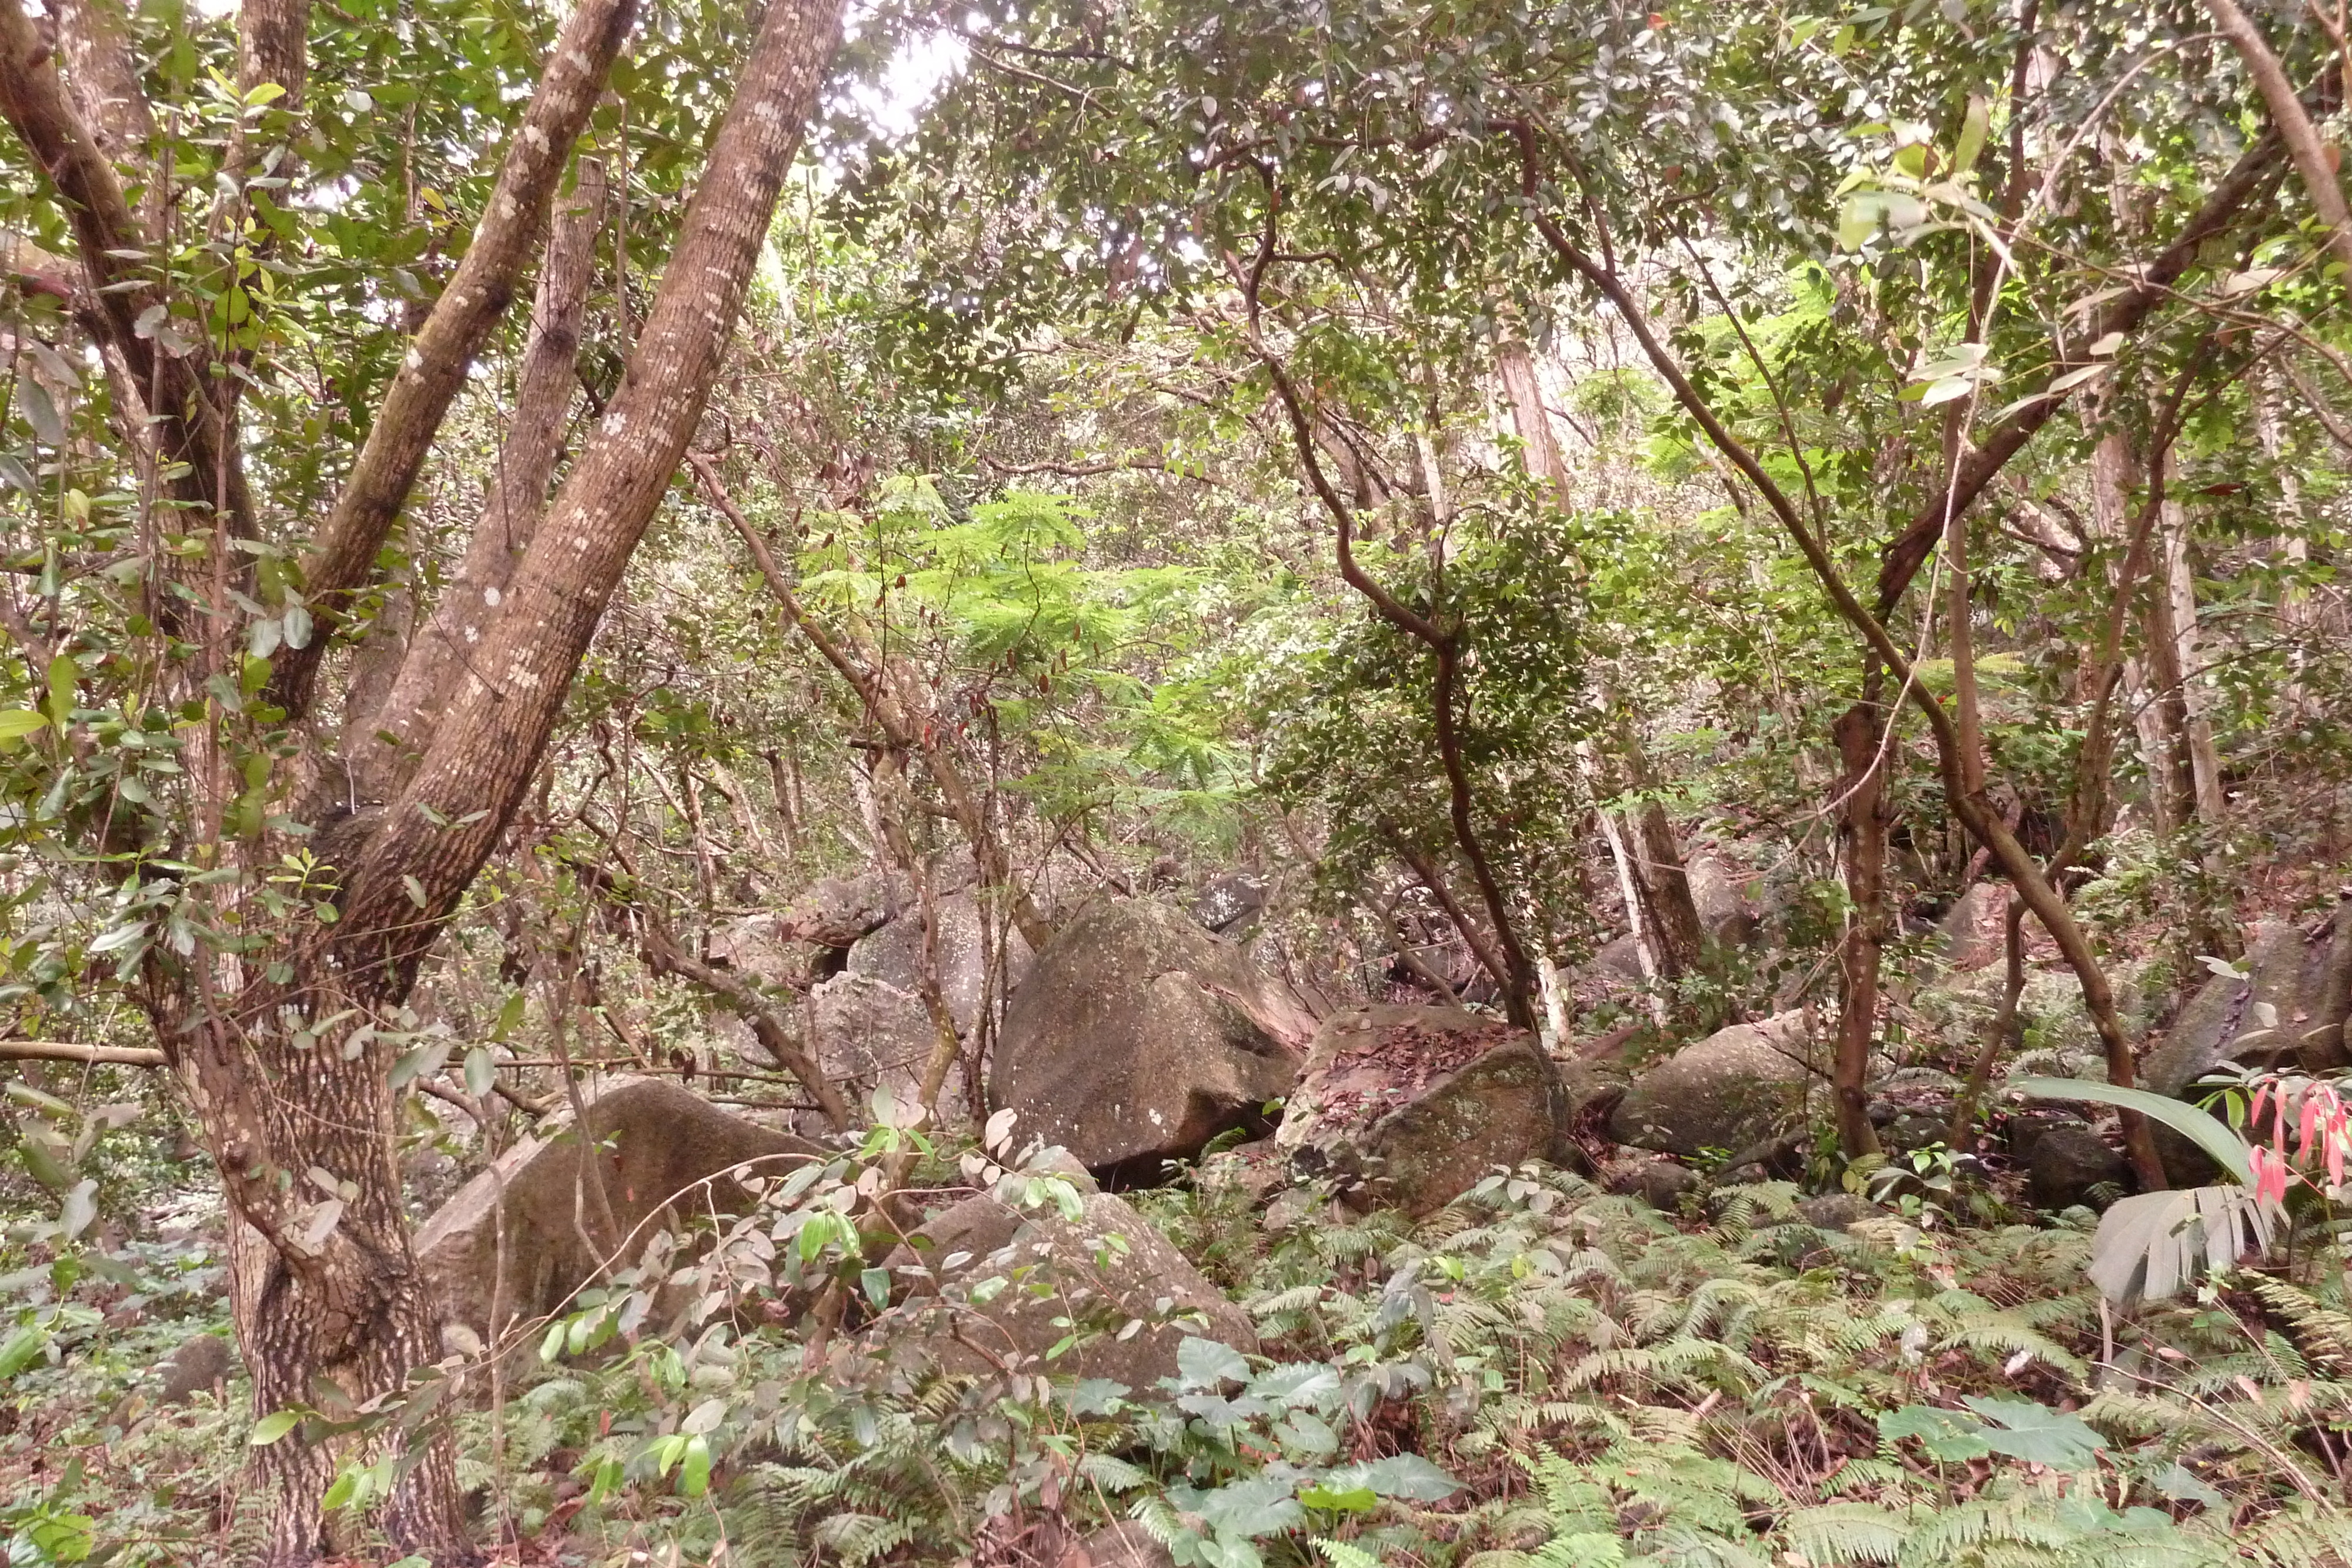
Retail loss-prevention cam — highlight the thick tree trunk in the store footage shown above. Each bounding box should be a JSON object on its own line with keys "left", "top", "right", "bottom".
{"left": 269, "top": 0, "right": 643, "bottom": 717}
{"left": 137, "top": 2, "right": 847, "bottom": 1560}
{"left": 1623, "top": 741, "right": 1708, "bottom": 974}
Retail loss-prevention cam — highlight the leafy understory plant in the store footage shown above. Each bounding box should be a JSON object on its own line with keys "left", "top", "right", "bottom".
{"left": 2010, "top": 1078, "right": 2280, "bottom": 1305}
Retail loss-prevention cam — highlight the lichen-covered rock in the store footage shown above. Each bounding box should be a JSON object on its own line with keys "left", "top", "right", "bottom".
{"left": 846, "top": 890, "right": 1035, "bottom": 1034}
{"left": 810, "top": 970, "right": 965, "bottom": 1128}
{"left": 887, "top": 1187, "right": 1257, "bottom": 1390}
{"left": 1057, "top": 1523, "right": 1177, "bottom": 1568}
{"left": 416, "top": 1078, "right": 820, "bottom": 1335}
{"left": 1609, "top": 1013, "right": 1814, "bottom": 1159}
{"left": 1937, "top": 882, "right": 2012, "bottom": 972}
{"left": 1277, "top": 1004, "right": 1570, "bottom": 1217}
{"left": 1193, "top": 872, "right": 1268, "bottom": 935}
{"left": 776, "top": 870, "right": 910, "bottom": 948}
{"left": 2144, "top": 919, "right": 2329, "bottom": 1096}
{"left": 154, "top": 1332, "right": 234, "bottom": 1405}
{"left": 990, "top": 897, "right": 1314, "bottom": 1177}
{"left": 2014, "top": 1118, "right": 2129, "bottom": 1210}
{"left": 1690, "top": 853, "right": 1759, "bottom": 949}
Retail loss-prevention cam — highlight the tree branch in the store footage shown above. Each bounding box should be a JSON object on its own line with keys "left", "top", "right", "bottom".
{"left": 1511, "top": 121, "right": 2168, "bottom": 1186}
{"left": 691, "top": 452, "right": 1057, "bottom": 952}
{"left": 336, "top": 0, "right": 846, "bottom": 987}
{"left": 268, "top": 0, "right": 640, "bottom": 718}
{"left": 1873, "top": 122, "right": 2290, "bottom": 613}
{"left": 0, "top": 1039, "right": 165, "bottom": 1066}
{"left": 569, "top": 852, "right": 850, "bottom": 1131}
{"left": 2203, "top": 0, "right": 2352, "bottom": 307}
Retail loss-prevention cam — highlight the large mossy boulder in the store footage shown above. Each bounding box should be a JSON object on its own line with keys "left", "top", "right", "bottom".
{"left": 1609, "top": 1013, "right": 1814, "bottom": 1160}
{"left": 2143, "top": 919, "right": 2332, "bottom": 1096}
{"left": 1276, "top": 1004, "right": 1571, "bottom": 1217}
{"left": 989, "top": 897, "right": 1315, "bottom": 1178}
{"left": 416, "top": 1078, "right": 820, "bottom": 1335}
{"left": 887, "top": 1185, "right": 1257, "bottom": 1390}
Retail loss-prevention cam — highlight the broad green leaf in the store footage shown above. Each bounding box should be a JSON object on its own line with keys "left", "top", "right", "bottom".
{"left": 1952, "top": 93, "right": 1989, "bottom": 174}
{"left": 1185, "top": 1475, "right": 1301, "bottom": 1537}
{"left": 2009, "top": 1078, "right": 2253, "bottom": 1182}
{"left": 249, "top": 1409, "right": 302, "bottom": 1446}
{"left": 1325, "top": 1453, "right": 1461, "bottom": 1501}
{"left": 1962, "top": 1396, "right": 2107, "bottom": 1469}
{"left": 1879, "top": 1404, "right": 1991, "bottom": 1462}
{"left": 0, "top": 709, "right": 49, "bottom": 740}
{"left": 1175, "top": 1335, "right": 1250, "bottom": 1389}
{"left": 679, "top": 1433, "right": 711, "bottom": 1497}
{"left": 0, "top": 1325, "right": 47, "bottom": 1379}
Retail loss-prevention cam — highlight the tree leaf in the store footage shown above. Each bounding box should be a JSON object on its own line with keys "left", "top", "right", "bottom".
{"left": 249, "top": 1409, "right": 302, "bottom": 1446}
{"left": 2009, "top": 1077, "right": 2253, "bottom": 1183}
{"left": 1324, "top": 1453, "right": 1461, "bottom": 1501}
{"left": 0, "top": 710, "right": 49, "bottom": 740}
{"left": 1879, "top": 1404, "right": 1992, "bottom": 1461}
{"left": 1175, "top": 1335, "right": 1250, "bottom": 1389}
{"left": 58, "top": 1178, "right": 96, "bottom": 1240}
{"left": 1962, "top": 1396, "right": 2107, "bottom": 1468}
{"left": 1951, "top": 93, "right": 1989, "bottom": 174}
{"left": 678, "top": 1433, "right": 711, "bottom": 1497}
{"left": 18, "top": 381, "right": 64, "bottom": 445}
{"left": 1184, "top": 1475, "right": 1301, "bottom": 1537}
{"left": 0, "top": 1325, "right": 48, "bottom": 1380}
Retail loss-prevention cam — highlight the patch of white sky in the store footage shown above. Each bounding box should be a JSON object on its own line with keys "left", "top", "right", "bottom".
{"left": 845, "top": 10, "right": 968, "bottom": 143}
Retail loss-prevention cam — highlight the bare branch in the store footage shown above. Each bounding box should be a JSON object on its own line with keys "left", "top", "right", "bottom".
{"left": 0, "top": 1039, "right": 166, "bottom": 1066}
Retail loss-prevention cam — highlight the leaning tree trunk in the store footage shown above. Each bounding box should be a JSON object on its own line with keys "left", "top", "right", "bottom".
{"left": 149, "top": 1, "right": 846, "bottom": 1560}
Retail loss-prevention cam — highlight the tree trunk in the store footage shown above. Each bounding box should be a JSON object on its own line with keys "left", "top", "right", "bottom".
{"left": 2139, "top": 542, "right": 2201, "bottom": 834}
{"left": 149, "top": 2, "right": 847, "bottom": 1559}
{"left": 1622, "top": 731, "right": 1709, "bottom": 975}
{"left": 2161, "top": 502, "right": 2226, "bottom": 825}
{"left": 355, "top": 156, "right": 609, "bottom": 804}
{"left": 1830, "top": 698, "right": 1888, "bottom": 1159}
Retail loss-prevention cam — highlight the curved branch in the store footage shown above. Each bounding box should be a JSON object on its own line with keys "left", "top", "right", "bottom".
{"left": 1874, "top": 119, "right": 2292, "bottom": 611}
{"left": 1228, "top": 203, "right": 1535, "bottom": 1025}
{"left": 1510, "top": 121, "right": 2167, "bottom": 1185}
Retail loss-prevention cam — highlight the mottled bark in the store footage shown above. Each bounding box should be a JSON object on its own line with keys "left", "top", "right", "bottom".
{"left": 118, "top": 1, "right": 843, "bottom": 1560}
{"left": 270, "top": 0, "right": 640, "bottom": 717}
{"left": 356, "top": 159, "right": 607, "bottom": 804}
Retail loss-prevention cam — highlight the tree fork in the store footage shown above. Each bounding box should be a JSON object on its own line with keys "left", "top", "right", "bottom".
{"left": 130, "top": 0, "right": 849, "bottom": 1559}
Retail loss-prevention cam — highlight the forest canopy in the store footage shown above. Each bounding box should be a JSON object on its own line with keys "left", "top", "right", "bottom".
{"left": 8, "top": 0, "right": 2352, "bottom": 1564}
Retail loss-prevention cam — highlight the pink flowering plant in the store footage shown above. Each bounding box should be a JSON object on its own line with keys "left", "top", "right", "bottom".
{"left": 2227, "top": 1069, "right": 2352, "bottom": 1208}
